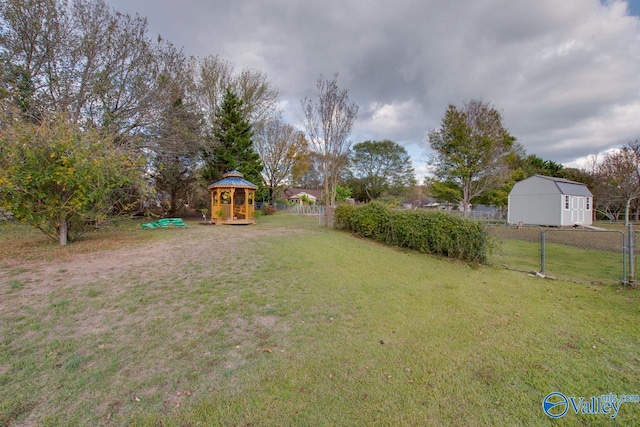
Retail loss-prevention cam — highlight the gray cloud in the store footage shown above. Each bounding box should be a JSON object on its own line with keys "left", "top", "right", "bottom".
{"left": 106, "top": 0, "right": 640, "bottom": 178}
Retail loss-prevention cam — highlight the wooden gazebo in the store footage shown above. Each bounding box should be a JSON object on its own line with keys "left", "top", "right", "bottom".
{"left": 208, "top": 170, "right": 258, "bottom": 225}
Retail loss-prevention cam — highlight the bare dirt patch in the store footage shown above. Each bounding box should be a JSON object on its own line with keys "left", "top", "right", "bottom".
{"left": 1, "top": 225, "right": 292, "bottom": 315}
{"left": 0, "top": 221, "right": 312, "bottom": 425}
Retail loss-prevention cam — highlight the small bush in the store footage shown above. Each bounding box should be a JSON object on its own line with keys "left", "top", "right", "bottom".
{"left": 351, "top": 202, "right": 391, "bottom": 239}
{"left": 262, "top": 206, "right": 276, "bottom": 215}
{"left": 334, "top": 203, "right": 357, "bottom": 230}
{"left": 335, "top": 202, "right": 490, "bottom": 263}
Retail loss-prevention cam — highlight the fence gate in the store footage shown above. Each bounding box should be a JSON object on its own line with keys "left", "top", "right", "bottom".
{"left": 541, "top": 229, "right": 625, "bottom": 285}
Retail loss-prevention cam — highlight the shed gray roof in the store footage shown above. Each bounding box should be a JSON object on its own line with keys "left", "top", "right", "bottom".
{"left": 533, "top": 174, "right": 593, "bottom": 197}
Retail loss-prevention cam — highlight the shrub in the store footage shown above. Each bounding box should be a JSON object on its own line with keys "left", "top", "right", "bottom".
{"left": 262, "top": 205, "right": 276, "bottom": 215}
{"left": 334, "top": 203, "right": 357, "bottom": 230}
{"left": 335, "top": 203, "right": 490, "bottom": 263}
{"left": 352, "top": 202, "right": 391, "bottom": 239}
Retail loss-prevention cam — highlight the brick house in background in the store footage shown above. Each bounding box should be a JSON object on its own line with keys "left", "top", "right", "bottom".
{"left": 283, "top": 188, "right": 322, "bottom": 205}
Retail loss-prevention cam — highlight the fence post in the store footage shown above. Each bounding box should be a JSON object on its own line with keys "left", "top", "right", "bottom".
{"left": 629, "top": 223, "right": 635, "bottom": 285}
{"left": 540, "top": 228, "right": 546, "bottom": 276}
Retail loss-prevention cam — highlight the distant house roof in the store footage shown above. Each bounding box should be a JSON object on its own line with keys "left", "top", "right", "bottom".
{"left": 283, "top": 188, "right": 322, "bottom": 200}
{"left": 422, "top": 202, "right": 440, "bottom": 208}
{"left": 289, "top": 192, "right": 317, "bottom": 201}
{"left": 532, "top": 174, "right": 592, "bottom": 197}
{"left": 207, "top": 170, "right": 258, "bottom": 189}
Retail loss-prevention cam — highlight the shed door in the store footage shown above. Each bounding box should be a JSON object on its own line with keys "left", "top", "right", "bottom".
{"left": 571, "top": 197, "right": 585, "bottom": 223}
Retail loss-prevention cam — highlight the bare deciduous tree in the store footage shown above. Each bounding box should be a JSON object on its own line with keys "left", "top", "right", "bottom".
{"left": 193, "top": 55, "right": 235, "bottom": 129}
{"left": 194, "top": 55, "right": 280, "bottom": 133}
{"left": 254, "top": 117, "right": 308, "bottom": 205}
{"left": 594, "top": 141, "right": 640, "bottom": 225}
{"left": 301, "top": 73, "right": 358, "bottom": 226}
{"left": 233, "top": 67, "right": 281, "bottom": 133}
{"left": 0, "top": 0, "right": 173, "bottom": 146}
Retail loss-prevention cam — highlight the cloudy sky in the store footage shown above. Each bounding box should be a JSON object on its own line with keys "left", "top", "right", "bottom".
{"left": 105, "top": 0, "right": 640, "bottom": 181}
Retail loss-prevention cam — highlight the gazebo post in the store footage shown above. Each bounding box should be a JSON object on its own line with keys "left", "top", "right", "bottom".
{"left": 210, "top": 191, "right": 214, "bottom": 222}
{"left": 230, "top": 188, "right": 236, "bottom": 219}
{"left": 244, "top": 188, "right": 249, "bottom": 220}
{"left": 212, "top": 188, "right": 220, "bottom": 224}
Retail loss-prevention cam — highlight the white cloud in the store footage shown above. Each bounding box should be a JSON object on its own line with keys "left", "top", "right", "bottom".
{"left": 357, "top": 100, "right": 423, "bottom": 138}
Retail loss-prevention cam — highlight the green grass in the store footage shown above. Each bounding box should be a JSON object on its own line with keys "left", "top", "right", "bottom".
{"left": 0, "top": 214, "right": 639, "bottom": 426}
{"left": 7, "top": 280, "right": 23, "bottom": 290}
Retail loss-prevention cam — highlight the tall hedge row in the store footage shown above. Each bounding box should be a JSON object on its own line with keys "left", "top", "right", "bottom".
{"left": 334, "top": 202, "right": 490, "bottom": 263}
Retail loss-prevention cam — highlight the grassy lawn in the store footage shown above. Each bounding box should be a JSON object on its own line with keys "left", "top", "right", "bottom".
{"left": 1, "top": 214, "right": 639, "bottom": 426}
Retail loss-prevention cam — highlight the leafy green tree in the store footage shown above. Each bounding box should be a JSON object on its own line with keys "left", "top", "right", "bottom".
{"left": 147, "top": 51, "right": 204, "bottom": 216}
{"left": 349, "top": 140, "right": 416, "bottom": 202}
{"left": 488, "top": 154, "right": 545, "bottom": 206}
{"left": 0, "top": 116, "right": 142, "bottom": 245}
{"left": 520, "top": 154, "right": 563, "bottom": 177}
{"left": 428, "top": 179, "right": 462, "bottom": 205}
{"left": 557, "top": 167, "right": 594, "bottom": 186}
{"left": 202, "top": 89, "right": 263, "bottom": 186}
{"left": 150, "top": 92, "right": 203, "bottom": 216}
{"left": 0, "top": 61, "right": 36, "bottom": 120}
{"left": 427, "top": 99, "right": 520, "bottom": 214}
{"left": 290, "top": 151, "right": 322, "bottom": 189}
{"left": 335, "top": 185, "right": 352, "bottom": 202}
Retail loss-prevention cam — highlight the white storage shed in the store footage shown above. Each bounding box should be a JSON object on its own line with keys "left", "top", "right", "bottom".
{"left": 508, "top": 175, "right": 593, "bottom": 226}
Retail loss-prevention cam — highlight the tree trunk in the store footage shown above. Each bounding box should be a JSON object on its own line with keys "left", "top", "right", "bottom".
{"left": 323, "top": 161, "right": 330, "bottom": 227}
{"left": 59, "top": 216, "right": 68, "bottom": 246}
{"left": 625, "top": 198, "right": 632, "bottom": 226}
{"left": 462, "top": 185, "right": 471, "bottom": 216}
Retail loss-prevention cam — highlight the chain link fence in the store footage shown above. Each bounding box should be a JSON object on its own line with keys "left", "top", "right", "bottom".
{"left": 487, "top": 224, "right": 629, "bottom": 285}
{"left": 488, "top": 225, "right": 542, "bottom": 274}
{"left": 634, "top": 230, "right": 640, "bottom": 283}
{"left": 282, "top": 204, "right": 326, "bottom": 215}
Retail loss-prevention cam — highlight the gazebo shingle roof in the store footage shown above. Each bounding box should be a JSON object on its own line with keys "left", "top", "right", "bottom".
{"left": 207, "top": 170, "right": 258, "bottom": 189}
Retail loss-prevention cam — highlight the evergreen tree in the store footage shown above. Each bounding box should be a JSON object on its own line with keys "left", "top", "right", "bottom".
{"left": 202, "top": 89, "right": 263, "bottom": 186}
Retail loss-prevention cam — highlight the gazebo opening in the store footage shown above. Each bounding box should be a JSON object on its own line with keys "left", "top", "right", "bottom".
{"left": 208, "top": 170, "right": 258, "bottom": 225}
